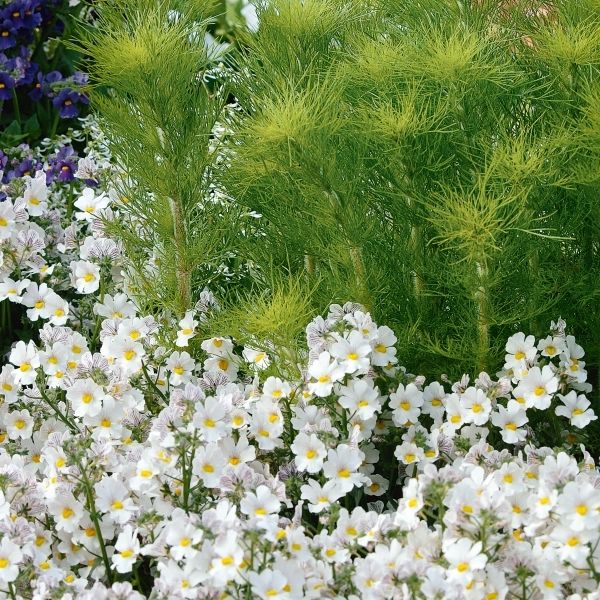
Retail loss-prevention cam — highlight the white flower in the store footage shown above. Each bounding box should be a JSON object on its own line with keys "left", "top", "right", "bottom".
{"left": 240, "top": 485, "right": 280, "bottom": 522}
{"left": 201, "top": 337, "right": 233, "bottom": 356}
{"left": 166, "top": 351, "right": 195, "bottom": 386}
{"left": 66, "top": 378, "right": 105, "bottom": 418}
{"left": 330, "top": 330, "right": 372, "bottom": 374}
{"left": 441, "top": 393, "right": 468, "bottom": 436}
{"left": 22, "top": 171, "right": 48, "bottom": 216}
{"left": 338, "top": 378, "right": 382, "bottom": 420}
{"left": 556, "top": 481, "right": 600, "bottom": 532}
{"left": 105, "top": 336, "right": 144, "bottom": 374}
{"left": 94, "top": 293, "right": 137, "bottom": 319}
{"left": 248, "top": 569, "right": 289, "bottom": 600}
{"left": 193, "top": 396, "right": 229, "bottom": 442}
{"left": 520, "top": 366, "right": 558, "bottom": 409}
{"left": 461, "top": 387, "right": 491, "bottom": 425}
{"left": 262, "top": 376, "right": 291, "bottom": 400}
{"left": 308, "top": 351, "right": 344, "bottom": 397}
{"left": 204, "top": 354, "right": 239, "bottom": 379}
{"left": 112, "top": 525, "right": 140, "bottom": 573}
{"left": 6, "top": 409, "right": 34, "bottom": 439}
{"left": 9, "top": 340, "right": 40, "bottom": 384}
{"left": 300, "top": 479, "right": 343, "bottom": 513}
{"left": 291, "top": 432, "right": 327, "bottom": 473}
{"left": 74, "top": 187, "right": 110, "bottom": 221}
{"left": 491, "top": 404, "right": 528, "bottom": 444}
{"left": 219, "top": 435, "right": 256, "bottom": 469}
{"left": 422, "top": 381, "right": 446, "bottom": 421}
{"left": 0, "top": 277, "right": 30, "bottom": 303}
{"left": 389, "top": 383, "right": 423, "bottom": 426}
{"left": 504, "top": 332, "right": 537, "bottom": 371}
{"left": 21, "top": 281, "right": 53, "bottom": 321}
{"left": 370, "top": 325, "right": 397, "bottom": 367}
{"left": 444, "top": 538, "right": 487, "bottom": 582}
{"left": 176, "top": 310, "right": 198, "bottom": 347}
{"left": 0, "top": 201, "right": 16, "bottom": 240}
{"left": 0, "top": 537, "right": 23, "bottom": 584}
{"left": 242, "top": 346, "right": 270, "bottom": 369}
{"left": 537, "top": 335, "right": 565, "bottom": 358}
{"left": 48, "top": 494, "right": 85, "bottom": 533}
{"left": 322, "top": 444, "right": 366, "bottom": 493}
{"left": 555, "top": 391, "right": 597, "bottom": 428}
{"left": 210, "top": 530, "right": 244, "bottom": 584}
{"left": 192, "top": 443, "right": 227, "bottom": 487}
{"left": 70, "top": 260, "right": 101, "bottom": 294}
{"left": 394, "top": 441, "right": 424, "bottom": 466}
{"left": 95, "top": 476, "right": 137, "bottom": 524}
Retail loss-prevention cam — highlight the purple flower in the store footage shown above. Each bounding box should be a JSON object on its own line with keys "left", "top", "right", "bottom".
{"left": 47, "top": 145, "right": 78, "bottom": 184}
{"left": 0, "top": 71, "right": 15, "bottom": 100}
{"left": 0, "top": 20, "right": 16, "bottom": 50}
{"left": 28, "top": 70, "right": 43, "bottom": 100}
{"left": 53, "top": 88, "right": 82, "bottom": 118}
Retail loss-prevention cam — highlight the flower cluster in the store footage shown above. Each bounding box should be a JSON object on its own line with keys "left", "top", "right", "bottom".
{"left": 0, "top": 0, "right": 91, "bottom": 145}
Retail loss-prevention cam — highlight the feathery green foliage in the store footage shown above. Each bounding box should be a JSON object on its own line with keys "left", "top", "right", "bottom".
{"left": 221, "top": 0, "right": 600, "bottom": 386}
{"left": 77, "top": 0, "right": 241, "bottom": 318}
{"left": 81, "top": 0, "right": 600, "bottom": 393}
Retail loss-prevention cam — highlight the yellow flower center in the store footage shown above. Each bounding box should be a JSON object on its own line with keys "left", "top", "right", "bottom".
{"left": 306, "top": 449, "right": 317, "bottom": 459}
{"left": 456, "top": 562, "right": 469, "bottom": 572}
{"left": 338, "top": 468, "right": 350, "bottom": 478}
{"left": 514, "top": 351, "right": 525, "bottom": 360}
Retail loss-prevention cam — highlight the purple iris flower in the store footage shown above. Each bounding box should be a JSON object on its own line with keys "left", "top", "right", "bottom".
{"left": 0, "top": 71, "right": 15, "bottom": 100}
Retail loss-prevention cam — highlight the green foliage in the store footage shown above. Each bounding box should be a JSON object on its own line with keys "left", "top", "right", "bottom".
{"left": 220, "top": 0, "right": 600, "bottom": 388}
{"left": 83, "top": 0, "right": 600, "bottom": 395}
{"left": 77, "top": 0, "right": 243, "bottom": 317}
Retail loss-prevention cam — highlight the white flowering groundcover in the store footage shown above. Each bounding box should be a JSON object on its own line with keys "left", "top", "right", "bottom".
{"left": 1, "top": 126, "right": 600, "bottom": 599}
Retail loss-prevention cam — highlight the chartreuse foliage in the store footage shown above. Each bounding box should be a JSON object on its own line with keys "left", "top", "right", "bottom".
{"left": 76, "top": 0, "right": 242, "bottom": 318}
{"left": 221, "top": 0, "right": 600, "bottom": 384}
{"left": 81, "top": 0, "right": 600, "bottom": 390}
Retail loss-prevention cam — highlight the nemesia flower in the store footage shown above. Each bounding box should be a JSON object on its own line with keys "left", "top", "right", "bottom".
{"left": 520, "top": 365, "right": 558, "bottom": 409}
{"left": 0, "top": 537, "right": 22, "bottom": 584}
{"left": 307, "top": 351, "right": 345, "bottom": 397}
{"left": 491, "top": 403, "right": 528, "bottom": 444}
{"left": 112, "top": 525, "right": 140, "bottom": 573}
{"left": 176, "top": 310, "right": 198, "bottom": 347}
{"left": 291, "top": 432, "right": 327, "bottom": 473}
{"left": 70, "top": 260, "right": 101, "bottom": 294}
{"left": 322, "top": 444, "right": 367, "bottom": 493}
{"left": 22, "top": 171, "right": 48, "bottom": 216}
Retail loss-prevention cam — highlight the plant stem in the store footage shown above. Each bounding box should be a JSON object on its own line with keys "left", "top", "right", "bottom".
{"left": 170, "top": 195, "right": 191, "bottom": 315}
{"left": 73, "top": 454, "right": 114, "bottom": 585}
{"left": 11, "top": 89, "right": 21, "bottom": 126}
{"left": 474, "top": 258, "right": 490, "bottom": 372}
